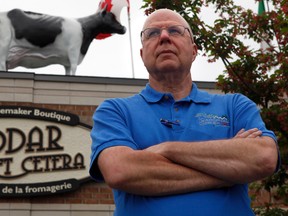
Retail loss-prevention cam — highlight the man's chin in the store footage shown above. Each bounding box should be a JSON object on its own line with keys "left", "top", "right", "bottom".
{"left": 157, "top": 61, "right": 179, "bottom": 72}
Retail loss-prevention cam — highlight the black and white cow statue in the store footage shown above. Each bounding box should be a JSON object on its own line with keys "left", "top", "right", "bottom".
{"left": 0, "top": 7, "right": 126, "bottom": 75}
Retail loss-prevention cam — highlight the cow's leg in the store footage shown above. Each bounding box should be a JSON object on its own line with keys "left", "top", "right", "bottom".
{"left": 0, "top": 27, "right": 11, "bottom": 71}
{"left": 0, "top": 60, "right": 7, "bottom": 71}
{"left": 64, "top": 65, "right": 77, "bottom": 76}
{"left": 64, "top": 66, "right": 72, "bottom": 76}
{"left": 0, "top": 42, "right": 8, "bottom": 71}
{"left": 67, "top": 53, "right": 79, "bottom": 76}
{"left": 70, "top": 64, "right": 77, "bottom": 76}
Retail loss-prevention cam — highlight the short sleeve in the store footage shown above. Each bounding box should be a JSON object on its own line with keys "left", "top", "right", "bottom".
{"left": 89, "top": 99, "right": 138, "bottom": 181}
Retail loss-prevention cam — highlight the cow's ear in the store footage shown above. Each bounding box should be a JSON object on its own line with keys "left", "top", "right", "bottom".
{"left": 100, "top": 4, "right": 108, "bottom": 16}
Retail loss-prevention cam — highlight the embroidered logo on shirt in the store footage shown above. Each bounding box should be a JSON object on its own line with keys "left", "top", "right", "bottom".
{"left": 195, "top": 113, "right": 230, "bottom": 127}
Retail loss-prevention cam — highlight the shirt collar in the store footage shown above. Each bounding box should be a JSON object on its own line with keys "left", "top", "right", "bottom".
{"left": 140, "top": 83, "right": 164, "bottom": 103}
{"left": 140, "top": 83, "right": 212, "bottom": 104}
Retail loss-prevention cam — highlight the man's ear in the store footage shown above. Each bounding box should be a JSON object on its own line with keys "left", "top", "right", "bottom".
{"left": 140, "top": 48, "right": 143, "bottom": 59}
{"left": 191, "top": 44, "right": 198, "bottom": 62}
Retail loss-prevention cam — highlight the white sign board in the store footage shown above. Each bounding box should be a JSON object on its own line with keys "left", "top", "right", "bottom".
{"left": 0, "top": 106, "right": 92, "bottom": 197}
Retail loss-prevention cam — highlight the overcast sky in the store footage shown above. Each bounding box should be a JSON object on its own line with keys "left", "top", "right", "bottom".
{"left": 1, "top": 0, "right": 258, "bottom": 81}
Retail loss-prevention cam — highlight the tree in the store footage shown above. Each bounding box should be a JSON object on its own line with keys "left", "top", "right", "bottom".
{"left": 141, "top": 0, "right": 288, "bottom": 213}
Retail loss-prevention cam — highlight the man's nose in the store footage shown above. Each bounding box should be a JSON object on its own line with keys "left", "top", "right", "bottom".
{"left": 159, "top": 29, "right": 171, "bottom": 42}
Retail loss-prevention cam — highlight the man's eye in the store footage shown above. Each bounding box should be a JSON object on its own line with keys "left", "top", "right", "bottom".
{"left": 147, "top": 29, "right": 160, "bottom": 38}
{"left": 168, "top": 27, "right": 181, "bottom": 35}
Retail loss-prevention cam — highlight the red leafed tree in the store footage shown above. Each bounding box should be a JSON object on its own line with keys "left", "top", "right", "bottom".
{"left": 141, "top": 0, "right": 288, "bottom": 214}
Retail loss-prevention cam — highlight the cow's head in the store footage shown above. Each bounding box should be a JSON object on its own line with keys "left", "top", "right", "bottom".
{"left": 94, "top": 6, "right": 126, "bottom": 39}
{"left": 93, "top": 7, "right": 126, "bottom": 39}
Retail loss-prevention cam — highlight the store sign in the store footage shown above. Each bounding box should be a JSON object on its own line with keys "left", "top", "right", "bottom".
{"left": 0, "top": 106, "right": 92, "bottom": 197}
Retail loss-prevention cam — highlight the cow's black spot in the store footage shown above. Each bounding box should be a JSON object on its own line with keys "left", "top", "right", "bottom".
{"left": 78, "top": 10, "right": 126, "bottom": 55}
{"left": 8, "top": 9, "right": 63, "bottom": 47}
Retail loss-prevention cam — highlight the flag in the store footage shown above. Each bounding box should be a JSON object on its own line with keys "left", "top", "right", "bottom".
{"left": 258, "top": 0, "right": 269, "bottom": 50}
{"left": 96, "top": 0, "right": 130, "bottom": 39}
{"left": 258, "top": 0, "right": 265, "bottom": 14}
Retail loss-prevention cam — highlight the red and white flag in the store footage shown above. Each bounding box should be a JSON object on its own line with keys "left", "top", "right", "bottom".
{"left": 96, "top": 0, "right": 130, "bottom": 39}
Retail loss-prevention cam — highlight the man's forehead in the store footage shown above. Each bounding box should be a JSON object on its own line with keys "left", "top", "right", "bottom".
{"left": 144, "top": 21, "right": 183, "bottom": 28}
{"left": 143, "top": 10, "right": 187, "bottom": 29}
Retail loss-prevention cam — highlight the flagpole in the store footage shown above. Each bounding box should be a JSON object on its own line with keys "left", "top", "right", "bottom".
{"left": 258, "top": 0, "right": 269, "bottom": 51}
{"left": 127, "top": 11, "right": 135, "bottom": 78}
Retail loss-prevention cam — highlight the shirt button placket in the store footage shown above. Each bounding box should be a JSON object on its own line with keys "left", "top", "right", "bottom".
{"left": 173, "top": 103, "right": 181, "bottom": 126}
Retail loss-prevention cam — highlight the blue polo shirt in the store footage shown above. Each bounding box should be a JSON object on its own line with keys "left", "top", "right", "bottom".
{"left": 90, "top": 83, "right": 277, "bottom": 216}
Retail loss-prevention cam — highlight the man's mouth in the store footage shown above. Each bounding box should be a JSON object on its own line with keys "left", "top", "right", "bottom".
{"left": 157, "top": 50, "right": 175, "bottom": 57}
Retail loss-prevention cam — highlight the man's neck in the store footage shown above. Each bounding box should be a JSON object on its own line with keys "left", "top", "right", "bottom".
{"left": 149, "top": 74, "right": 193, "bottom": 101}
